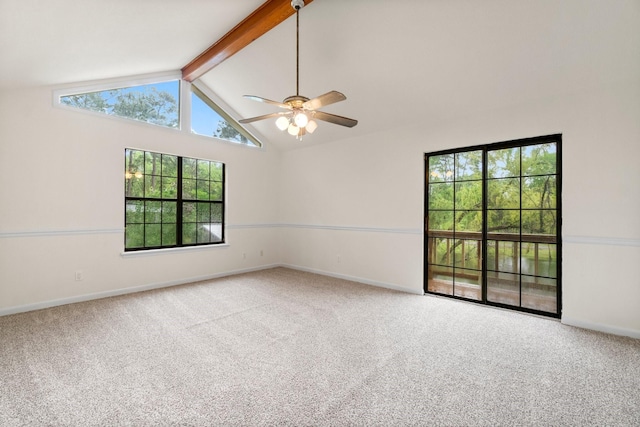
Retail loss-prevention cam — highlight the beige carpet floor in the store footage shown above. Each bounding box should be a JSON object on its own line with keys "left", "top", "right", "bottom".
{"left": 1, "top": 267, "right": 639, "bottom": 426}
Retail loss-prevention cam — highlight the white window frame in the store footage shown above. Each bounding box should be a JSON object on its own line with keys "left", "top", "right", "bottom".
{"left": 53, "top": 71, "right": 264, "bottom": 148}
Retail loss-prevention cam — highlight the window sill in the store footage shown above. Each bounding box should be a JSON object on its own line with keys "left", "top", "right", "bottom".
{"left": 120, "top": 243, "right": 230, "bottom": 258}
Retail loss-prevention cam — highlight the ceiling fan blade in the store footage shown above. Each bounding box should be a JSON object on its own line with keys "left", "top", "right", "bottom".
{"left": 303, "top": 91, "right": 346, "bottom": 110}
{"left": 239, "top": 111, "right": 290, "bottom": 124}
{"left": 313, "top": 111, "right": 358, "bottom": 128}
{"left": 244, "top": 95, "right": 292, "bottom": 109}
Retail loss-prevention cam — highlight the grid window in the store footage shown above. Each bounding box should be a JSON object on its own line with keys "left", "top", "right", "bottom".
{"left": 425, "top": 135, "right": 561, "bottom": 317}
{"left": 125, "top": 149, "right": 224, "bottom": 251}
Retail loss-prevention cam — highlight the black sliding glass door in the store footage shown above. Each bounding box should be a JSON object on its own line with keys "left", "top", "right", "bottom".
{"left": 425, "top": 135, "right": 561, "bottom": 317}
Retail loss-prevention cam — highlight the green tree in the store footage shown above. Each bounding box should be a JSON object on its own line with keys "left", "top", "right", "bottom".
{"left": 61, "top": 85, "right": 178, "bottom": 128}
{"left": 61, "top": 92, "right": 108, "bottom": 112}
{"left": 213, "top": 120, "right": 249, "bottom": 144}
{"left": 111, "top": 88, "right": 178, "bottom": 128}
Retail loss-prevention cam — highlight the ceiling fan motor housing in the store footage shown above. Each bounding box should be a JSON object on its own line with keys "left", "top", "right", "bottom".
{"left": 283, "top": 95, "right": 309, "bottom": 108}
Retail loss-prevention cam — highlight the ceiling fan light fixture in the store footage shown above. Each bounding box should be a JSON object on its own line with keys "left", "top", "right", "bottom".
{"left": 306, "top": 119, "right": 317, "bottom": 133}
{"left": 287, "top": 123, "right": 300, "bottom": 135}
{"left": 294, "top": 111, "right": 309, "bottom": 127}
{"left": 276, "top": 116, "right": 290, "bottom": 130}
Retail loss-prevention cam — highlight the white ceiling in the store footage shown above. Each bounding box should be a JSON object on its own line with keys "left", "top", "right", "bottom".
{"left": 1, "top": 0, "right": 638, "bottom": 151}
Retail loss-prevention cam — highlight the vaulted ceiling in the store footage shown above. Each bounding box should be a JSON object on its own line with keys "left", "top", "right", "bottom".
{"left": 1, "top": 0, "right": 638, "bottom": 150}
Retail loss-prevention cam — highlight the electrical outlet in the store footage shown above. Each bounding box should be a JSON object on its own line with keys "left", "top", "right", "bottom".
{"left": 260, "top": 250, "right": 264, "bottom": 257}
{"left": 337, "top": 255, "right": 341, "bottom": 263}
{"left": 75, "top": 270, "right": 83, "bottom": 281}
{"left": 243, "top": 252, "right": 246, "bottom": 259}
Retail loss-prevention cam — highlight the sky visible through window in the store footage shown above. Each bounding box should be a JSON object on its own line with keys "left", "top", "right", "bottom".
{"left": 150, "top": 81, "right": 225, "bottom": 136}
{"left": 191, "top": 90, "right": 223, "bottom": 137}
{"left": 60, "top": 80, "right": 242, "bottom": 142}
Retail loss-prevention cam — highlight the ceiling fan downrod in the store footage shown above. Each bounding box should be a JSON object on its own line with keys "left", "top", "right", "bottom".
{"left": 292, "top": 0, "right": 305, "bottom": 97}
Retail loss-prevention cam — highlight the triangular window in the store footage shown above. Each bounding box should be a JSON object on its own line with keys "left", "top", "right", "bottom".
{"left": 191, "top": 85, "right": 261, "bottom": 147}
{"left": 60, "top": 80, "right": 180, "bottom": 129}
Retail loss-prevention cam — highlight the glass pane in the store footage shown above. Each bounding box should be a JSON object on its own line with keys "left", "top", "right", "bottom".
{"left": 427, "top": 265, "right": 453, "bottom": 295}
{"left": 144, "top": 175, "right": 161, "bottom": 198}
{"left": 162, "top": 224, "right": 176, "bottom": 246}
{"left": 454, "top": 268, "right": 481, "bottom": 301}
{"left": 145, "top": 201, "right": 162, "bottom": 223}
{"left": 428, "top": 154, "right": 455, "bottom": 183}
{"left": 455, "top": 211, "right": 482, "bottom": 232}
{"left": 522, "top": 176, "right": 556, "bottom": 209}
{"left": 538, "top": 243, "right": 557, "bottom": 278}
{"left": 522, "top": 276, "right": 557, "bottom": 313}
{"left": 162, "top": 201, "right": 176, "bottom": 224}
{"left": 125, "top": 224, "right": 144, "bottom": 248}
{"left": 488, "top": 147, "right": 520, "bottom": 178}
{"left": 182, "top": 178, "right": 196, "bottom": 200}
{"left": 428, "top": 237, "right": 454, "bottom": 266}
{"left": 162, "top": 154, "right": 177, "bottom": 177}
{"left": 191, "top": 90, "right": 258, "bottom": 146}
{"left": 522, "top": 210, "right": 556, "bottom": 235}
{"left": 520, "top": 242, "right": 538, "bottom": 276}
{"left": 211, "top": 163, "right": 223, "bottom": 182}
{"left": 125, "top": 173, "right": 144, "bottom": 197}
{"left": 210, "top": 182, "right": 223, "bottom": 201}
{"left": 196, "top": 179, "right": 210, "bottom": 200}
{"left": 145, "top": 152, "right": 162, "bottom": 175}
{"left": 197, "top": 224, "right": 211, "bottom": 243}
{"left": 183, "top": 202, "right": 196, "bottom": 222}
{"left": 182, "top": 223, "right": 196, "bottom": 245}
{"left": 211, "top": 203, "right": 223, "bottom": 222}
{"left": 487, "top": 178, "right": 520, "bottom": 209}
{"left": 453, "top": 239, "right": 481, "bottom": 270}
{"left": 455, "top": 181, "right": 482, "bottom": 210}
{"left": 145, "top": 224, "right": 162, "bottom": 247}
{"left": 125, "top": 200, "right": 144, "bottom": 224}
{"left": 455, "top": 150, "right": 482, "bottom": 181}
{"left": 125, "top": 149, "right": 143, "bottom": 170}
{"left": 487, "top": 240, "right": 520, "bottom": 273}
{"left": 183, "top": 158, "right": 197, "bottom": 180}
{"left": 161, "top": 177, "right": 177, "bottom": 199}
{"left": 487, "top": 209, "right": 520, "bottom": 234}
{"left": 61, "top": 81, "right": 179, "bottom": 128}
{"left": 208, "top": 223, "right": 223, "bottom": 243}
{"left": 197, "top": 160, "right": 210, "bottom": 180}
{"left": 428, "top": 183, "right": 454, "bottom": 210}
{"left": 428, "top": 211, "right": 454, "bottom": 232}
{"left": 487, "top": 271, "right": 520, "bottom": 306}
{"left": 519, "top": 243, "right": 557, "bottom": 278}
{"left": 522, "top": 143, "right": 556, "bottom": 176}
{"left": 197, "top": 202, "right": 211, "bottom": 223}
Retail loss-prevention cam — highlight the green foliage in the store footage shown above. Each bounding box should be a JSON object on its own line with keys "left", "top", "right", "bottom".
{"left": 61, "top": 84, "right": 179, "bottom": 128}
{"left": 428, "top": 143, "right": 557, "bottom": 235}
{"left": 427, "top": 143, "right": 558, "bottom": 280}
{"left": 124, "top": 149, "right": 224, "bottom": 250}
{"left": 213, "top": 120, "right": 249, "bottom": 144}
{"left": 61, "top": 92, "right": 108, "bottom": 112}
{"left": 111, "top": 88, "right": 178, "bottom": 127}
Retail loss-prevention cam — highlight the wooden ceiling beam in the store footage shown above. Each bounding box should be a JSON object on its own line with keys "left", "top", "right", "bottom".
{"left": 181, "top": 0, "right": 313, "bottom": 82}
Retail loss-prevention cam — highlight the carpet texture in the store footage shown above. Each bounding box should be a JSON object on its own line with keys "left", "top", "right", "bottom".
{"left": 0, "top": 267, "right": 638, "bottom": 426}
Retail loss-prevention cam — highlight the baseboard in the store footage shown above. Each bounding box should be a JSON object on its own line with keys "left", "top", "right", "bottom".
{"left": 0, "top": 264, "right": 281, "bottom": 317}
{"left": 561, "top": 316, "right": 640, "bottom": 339}
{"left": 280, "top": 263, "right": 424, "bottom": 295}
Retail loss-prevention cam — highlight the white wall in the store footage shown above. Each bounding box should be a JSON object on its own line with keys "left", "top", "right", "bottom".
{"left": 0, "top": 85, "right": 282, "bottom": 314}
{"left": 279, "top": 79, "right": 640, "bottom": 338}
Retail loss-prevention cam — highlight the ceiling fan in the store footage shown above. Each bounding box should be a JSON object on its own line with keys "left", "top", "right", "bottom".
{"left": 239, "top": 0, "right": 357, "bottom": 140}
